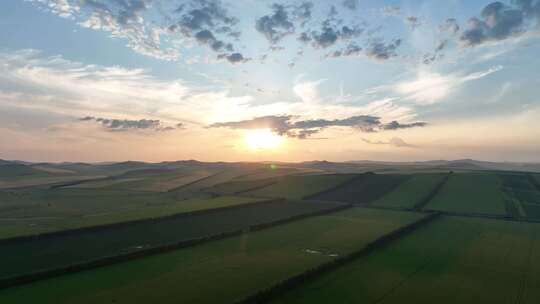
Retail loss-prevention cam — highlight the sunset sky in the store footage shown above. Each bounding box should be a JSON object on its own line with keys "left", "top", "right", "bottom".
{"left": 1, "top": 0, "right": 539, "bottom": 162}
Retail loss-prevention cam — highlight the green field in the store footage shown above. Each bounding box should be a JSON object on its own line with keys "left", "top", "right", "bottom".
{"left": 0, "top": 199, "right": 345, "bottom": 280}
{"left": 204, "top": 178, "right": 277, "bottom": 195}
{"left": 425, "top": 173, "right": 507, "bottom": 216}
{"left": 0, "top": 208, "right": 425, "bottom": 304}
{"left": 271, "top": 216, "right": 540, "bottom": 304}
{"left": 310, "top": 173, "right": 409, "bottom": 204}
{"left": 243, "top": 174, "right": 356, "bottom": 199}
{"left": 500, "top": 174, "right": 540, "bottom": 219}
{"left": 371, "top": 173, "right": 447, "bottom": 209}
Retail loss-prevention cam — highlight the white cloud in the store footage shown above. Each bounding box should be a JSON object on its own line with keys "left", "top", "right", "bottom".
{"left": 394, "top": 66, "right": 502, "bottom": 104}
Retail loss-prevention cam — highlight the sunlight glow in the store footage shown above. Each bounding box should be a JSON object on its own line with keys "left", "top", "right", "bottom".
{"left": 244, "top": 129, "right": 283, "bottom": 151}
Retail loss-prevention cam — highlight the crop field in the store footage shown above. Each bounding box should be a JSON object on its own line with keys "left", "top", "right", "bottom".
{"left": 499, "top": 173, "right": 540, "bottom": 219}
{"left": 243, "top": 174, "right": 357, "bottom": 199}
{"left": 3, "top": 160, "right": 540, "bottom": 304}
{"left": 424, "top": 173, "right": 507, "bottom": 216}
{"left": 0, "top": 189, "right": 270, "bottom": 239}
{"left": 270, "top": 216, "right": 540, "bottom": 304}
{"left": 0, "top": 208, "right": 425, "bottom": 304}
{"left": 0, "top": 199, "right": 346, "bottom": 280}
{"left": 371, "top": 173, "right": 448, "bottom": 209}
{"left": 310, "top": 173, "right": 409, "bottom": 204}
{"left": 204, "top": 178, "right": 277, "bottom": 195}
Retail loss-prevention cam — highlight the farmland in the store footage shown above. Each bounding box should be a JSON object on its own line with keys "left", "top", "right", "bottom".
{"left": 0, "top": 199, "right": 345, "bottom": 280}
{"left": 0, "top": 208, "right": 424, "bottom": 304}
{"left": 424, "top": 173, "right": 508, "bottom": 216}
{"left": 1, "top": 159, "right": 540, "bottom": 304}
{"left": 310, "top": 173, "right": 409, "bottom": 204}
{"left": 270, "top": 216, "right": 540, "bottom": 304}
{"left": 371, "top": 173, "right": 448, "bottom": 209}
{"left": 243, "top": 174, "right": 357, "bottom": 199}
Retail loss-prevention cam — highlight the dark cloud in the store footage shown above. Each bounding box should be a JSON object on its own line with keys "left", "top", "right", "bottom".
{"left": 217, "top": 52, "right": 251, "bottom": 64}
{"left": 168, "top": 0, "right": 244, "bottom": 59}
{"left": 256, "top": 4, "right": 295, "bottom": 44}
{"left": 460, "top": 1, "right": 525, "bottom": 46}
{"left": 326, "top": 43, "right": 362, "bottom": 58}
{"left": 439, "top": 18, "right": 460, "bottom": 34}
{"left": 298, "top": 6, "right": 363, "bottom": 49}
{"left": 209, "top": 115, "right": 426, "bottom": 139}
{"left": 513, "top": 0, "right": 540, "bottom": 25}
{"left": 342, "top": 0, "right": 359, "bottom": 11}
{"left": 365, "top": 39, "right": 402, "bottom": 60}
{"left": 79, "top": 116, "right": 182, "bottom": 132}
{"left": 422, "top": 40, "right": 447, "bottom": 64}
{"left": 194, "top": 29, "right": 233, "bottom": 52}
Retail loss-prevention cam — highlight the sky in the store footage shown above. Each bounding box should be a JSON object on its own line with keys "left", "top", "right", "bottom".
{"left": 0, "top": 0, "right": 539, "bottom": 163}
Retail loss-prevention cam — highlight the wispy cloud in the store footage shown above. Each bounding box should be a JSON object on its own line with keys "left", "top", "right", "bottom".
{"left": 394, "top": 66, "right": 503, "bottom": 104}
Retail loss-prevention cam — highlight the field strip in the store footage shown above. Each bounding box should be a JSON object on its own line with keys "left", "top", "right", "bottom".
{"left": 302, "top": 174, "right": 369, "bottom": 200}
{"left": 166, "top": 171, "right": 223, "bottom": 192}
{"left": 0, "top": 203, "right": 352, "bottom": 290}
{"left": 0, "top": 197, "right": 283, "bottom": 245}
{"left": 356, "top": 204, "right": 540, "bottom": 224}
{"left": 413, "top": 172, "right": 452, "bottom": 211}
{"left": 234, "top": 212, "right": 441, "bottom": 304}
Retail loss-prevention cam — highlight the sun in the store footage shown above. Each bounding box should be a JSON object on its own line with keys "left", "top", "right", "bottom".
{"left": 244, "top": 129, "right": 283, "bottom": 150}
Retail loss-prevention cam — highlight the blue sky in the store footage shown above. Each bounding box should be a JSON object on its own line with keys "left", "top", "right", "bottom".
{"left": 0, "top": 0, "right": 539, "bottom": 162}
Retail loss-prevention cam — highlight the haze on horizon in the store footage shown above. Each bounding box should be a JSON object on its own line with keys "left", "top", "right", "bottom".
{"left": 1, "top": 0, "right": 539, "bottom": 163}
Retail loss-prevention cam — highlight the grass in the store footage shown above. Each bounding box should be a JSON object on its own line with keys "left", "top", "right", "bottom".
{"left": 0, "top": 208, "right": 425, "bottom": 304}
{"left": 310, "top": 173, "right": 409, "bottom": 204}
{"left": 424, "top": 173, "right": 507, "bottom": 216}
{"left": 0, "top": 199, "right": 345, "bottom": 280}
{"left": 243, "top": 174, "right": 356, "bottom": 200}
{"left": 270, "top": 216, "right": 540, "bottom": 304}
{"left": 371, "top": 173, "right": 447, "bottom": 209}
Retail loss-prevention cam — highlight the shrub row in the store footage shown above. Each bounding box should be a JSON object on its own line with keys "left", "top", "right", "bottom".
{"left": 413, "top": 172, "right": 452, "bottom": 211}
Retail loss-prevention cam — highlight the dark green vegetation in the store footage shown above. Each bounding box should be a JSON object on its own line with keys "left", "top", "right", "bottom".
{"left": 2, "top": 159, "right": 540, "bottom": 304}
{"left": 243, "top": 174, "right": 357, "bottom": 199}
{"left": 424, "top": 173, "right": 508, "bottom": 216}
{"left": 500, "top": 173, "right": 540, "bottom": 219}
{"left": 0, "top": 208, "right": 424, "bottom": 304}
{"left": 270, "top": 216, "right": 540, "bottom": 304}
{"left": 309, "top": 173, "right": 409, "bottom": 204}
{"left": 371, "top": 173, "right": 448, "bottom": 209}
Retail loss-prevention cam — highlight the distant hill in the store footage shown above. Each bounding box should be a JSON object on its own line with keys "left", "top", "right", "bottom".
{"left": 0, "top": 163, "right": 45, "bottom": 178}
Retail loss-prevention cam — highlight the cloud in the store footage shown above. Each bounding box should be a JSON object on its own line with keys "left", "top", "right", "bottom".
{"left": 458, "top": 1, "right": 540, "bottom": 47}
{"left": 209, "top": 114, "right": 427, "bottom": 139}
{"left": 256, "top": 4, "right": 296, "bottom": 44}
{"left": 365, "top": 39, "right": 402, "bottom": 60}
{"left": 342, "top": 0, "right": 359, "bottom": 11}
{"left": 326, "top": 43, "right": 362, "bottom": 58}
{"left": 362, "top": 137, "right": 415, "bottom": 148}
{"left": 30, "top": 0, "right": 247, "bottom": 63}
{"left": 79, "top": 116, "right": 181, "bottom": 132}
{"left": 217, "top": 52, "right": 251, "bottom": 64}
{"left": 394, "top": 66, "right": 503, "bottom": 104}
{"left": 439, "top": 18, "right": 460, "bottom": 35}
{"left": 297, "top": 6, "right": 363, "bottom": 49}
